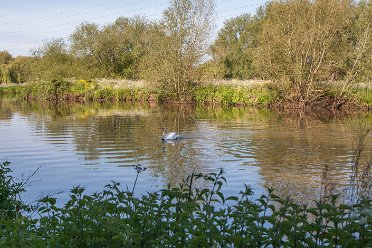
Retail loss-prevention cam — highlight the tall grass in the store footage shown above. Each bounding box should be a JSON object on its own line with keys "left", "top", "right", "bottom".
{"left": 1, "top": 79, "right": 370, "bottom": 107}
{"left": 0, "top": 79, "right": 154, "bottom": 102}
{"left": 194, "top": 84, "right": 281, "bottom": 106}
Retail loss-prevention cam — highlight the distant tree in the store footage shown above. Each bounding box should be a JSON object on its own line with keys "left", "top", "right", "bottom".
{"left": 141, "top": 0, "right": 216, "bottom": 100}
{"left": 0, "top": 51, "right": 13, "bottom": 83}
{"left": 8, "top": 56, "right": 33, "bottom": 83}
{"left": 0, "top": 65, "right": 10, "bottom": 84}
{"left": 70, "top": 17, "right": 150, "bottom": 79}
{"left": 70, "top": 23, "right": 102, "bottom": 78}
{"left": 211, "top": 13, "right": 262, "bottom": 79}
{"left": 0, "top": 51, "right": 12, "bottom": 65}
{"left": 32, "top": 39, "right": 74, "bottom": 80}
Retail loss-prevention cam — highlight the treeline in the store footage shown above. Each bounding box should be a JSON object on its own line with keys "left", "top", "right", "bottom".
{"left": 209, "top": 0, "right": 372, "bottom": 103}
{"left": 1, "top": 0, "right": 371, "bottom": 102}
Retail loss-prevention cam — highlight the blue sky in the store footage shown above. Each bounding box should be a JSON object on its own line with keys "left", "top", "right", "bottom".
{"left": 0, "top": 0, "right": 267, "bottom": 56}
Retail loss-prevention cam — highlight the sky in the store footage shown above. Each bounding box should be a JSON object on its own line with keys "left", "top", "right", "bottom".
{"left": 0, "top": 0, "right": 267, "bottom": 56}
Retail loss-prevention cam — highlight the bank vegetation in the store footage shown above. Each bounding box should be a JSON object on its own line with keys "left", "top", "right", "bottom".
{"left": 1, "top": 0, "right": 372, "bottom": 108}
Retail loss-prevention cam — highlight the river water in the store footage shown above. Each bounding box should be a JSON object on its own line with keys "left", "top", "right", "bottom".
{"left": 0, "top": 98, "right": 371, "bottom": 204}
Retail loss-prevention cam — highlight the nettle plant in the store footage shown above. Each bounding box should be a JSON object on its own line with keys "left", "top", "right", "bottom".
{"left": 1, "top": 160, "right": 371, "bottom": 247}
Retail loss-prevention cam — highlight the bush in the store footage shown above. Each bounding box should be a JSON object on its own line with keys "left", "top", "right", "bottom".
{"left": 28, "top": 79, "right": 72, "bottom": 100}
{"left": 70, "top": 79, "right": 98, "bottom": 96}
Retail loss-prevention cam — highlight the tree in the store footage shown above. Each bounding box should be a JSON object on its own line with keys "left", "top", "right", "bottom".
{"left": 8, "top": 56, "right": 33, "bottom": 84}
{"left": 70, "top": 23, "right": 102, "bottom": 78}
{"left": 141, "top": 0, "right": 215, "bottom": 100}
{"left": 343, "top": 0, "right": 372, "bottom": 86}
{"left": 253, "top": 0, "right": 358, "bottom": 104}
{"left": 0, "top": 51, "right": 12, "bottom": 65}
{"left": 70, "top": 17, "right": 150, "bottom": 79}
{"left": 211, "top": 13, "right": 262, "bottom": 79}
{"left": 32, "top": 39, "right": 74, "bottom": 80}
{"left": 0, "top": 51, "right": 13, "bottom": 84}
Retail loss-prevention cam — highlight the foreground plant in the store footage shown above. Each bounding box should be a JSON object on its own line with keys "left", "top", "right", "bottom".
{"left": 0, "top": 162, "right": 371, "bottom": 247}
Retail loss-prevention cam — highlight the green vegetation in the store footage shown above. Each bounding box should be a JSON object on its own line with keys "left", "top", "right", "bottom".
{"left": 349, "top": 88, "right": 372, "bottom": 107}
{"left": 2, "top": 79, "right": 371, "bottom": 107}
{"left": 210, "top": 0, "right": 372, "bottom": 106}
{"left": 0, "top": 79, "right": 154, "bottom": 102}
{"left": 194, "top": 83, "right": 280, "bottom": 106}
{"left": 0, "top": 161, "right": 371, "bottom": 247}
{"left": 0, "top": 79, "right": 280, "bottom": 106}
{"left": 1, "top": 0, "right": 371, "bottom": 107}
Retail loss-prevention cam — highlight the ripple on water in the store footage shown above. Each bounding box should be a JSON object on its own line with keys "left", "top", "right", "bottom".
{"left": 1, "top": 99, "right": 371, "bottom": 204}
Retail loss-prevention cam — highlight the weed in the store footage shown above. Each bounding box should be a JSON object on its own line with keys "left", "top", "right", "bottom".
{"left": 0, "top": 160, "right": 371, "bottom": 247}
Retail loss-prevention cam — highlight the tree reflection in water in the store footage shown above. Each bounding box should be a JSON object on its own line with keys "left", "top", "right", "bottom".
{"left": 0, "top": 98, "right": 371, "bottom": 202}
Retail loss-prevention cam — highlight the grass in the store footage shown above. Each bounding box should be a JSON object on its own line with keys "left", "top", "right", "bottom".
{"left": 194, "top": 83, "right": 281, "bottom": 106}
{"left": 349, "top": 88, "right": 372, "bottom": 106}
{"left": 0, "top": 79, "right": 371, "bottom": 108}
{"left": 0, "top": 79, "right": 154, "bottom": 102}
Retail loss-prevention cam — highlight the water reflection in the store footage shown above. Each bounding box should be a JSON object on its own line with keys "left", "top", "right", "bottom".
{"left": 0, "top": 98, "right": 371, "bottom": 203}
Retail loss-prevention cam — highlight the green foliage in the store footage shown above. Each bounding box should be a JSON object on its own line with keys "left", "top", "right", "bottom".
{"left": 194, "top": 84, "right": 280, "bottom": 106}
{"left": 0, "top": 163, "right": 370, "bottom": 247}
{"left": 210, "top": 13, "right": 262, "bottom": 80}
{"left": 347, "top": 0, "right": 372, "bottom": 83}
{"left": 350, "top": 88, "right": 372, "bottom": 106}
{"left": 141, "top": 0, "right": 215, "bottom": 99}
{"left": 207, "top": 0, "right": 372, "bottom": 106}
{"left": 0, "top": 80, "right": 155, "bottom": 103}
{"left": 252, "top": 0, "right": 372, "bottom": 103}
{"left": 27, "top": 80, "right": 72, "bottom": 100}
{"left": 31, "top": 39, "right": 75, "bottom": 81}
{"left": 0, "top": 52, "right": 33, "bottom": 84}
{"left": 1, "top": 0, "right": 371, "bottom": 106}
{"left": 70, "top": 79, "right": 98, "bottom": 95}
{"left": 0, "top": 85, "right": 30, "bottom": 98}
{"left": 0, "top": 51, "right": 12, "bottom": 65}
{"left": 8, "top": 56, "right": 33, "bottom": 84}
{"left": 0, "top": 161, "right": 26, "bottom": 221}
{"left": 70, "top": 17, "right": 150, "bottom": 79}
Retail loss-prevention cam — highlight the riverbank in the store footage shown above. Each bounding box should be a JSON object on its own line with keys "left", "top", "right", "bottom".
{"left": 0, "top": 79, "right": 371, "bottom": 110}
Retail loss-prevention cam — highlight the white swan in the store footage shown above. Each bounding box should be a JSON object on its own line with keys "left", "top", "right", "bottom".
{"left": 161, "top": 128, "right": 180, "bottom": 141}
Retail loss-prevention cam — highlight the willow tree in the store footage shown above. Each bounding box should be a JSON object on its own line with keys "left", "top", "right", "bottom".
{"left": 344, "top": 0, "right": 372, "bottom": 88}
{"left": 253, "top": 0, "right": 365, "bottom": 105}
{"left": 141, "top": 0, "right": 215, "bottom": 100}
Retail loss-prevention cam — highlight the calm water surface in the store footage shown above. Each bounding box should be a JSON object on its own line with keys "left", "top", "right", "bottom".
{"left": 0, "top": 98, "right": 371, "bottom": 203}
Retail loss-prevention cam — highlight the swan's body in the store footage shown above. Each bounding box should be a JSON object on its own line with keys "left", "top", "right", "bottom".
{"left": 161, "top": 129, "right": 180, "bottom": 141}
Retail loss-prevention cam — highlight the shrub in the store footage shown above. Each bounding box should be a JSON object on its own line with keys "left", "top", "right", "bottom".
{"left": 70, "top": 79, "right": 98, "bottom": 96}
{"left": 27, "top": 79, "right": 72, "bottom": 100}
{"left": 0, "top": 162, "right": 370, "bottom": 247}
{"left": 0, "top": 161, "right": 27, "bottom": 221}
